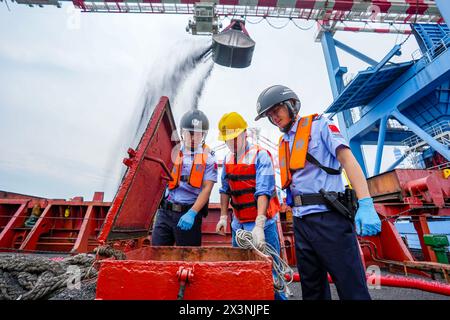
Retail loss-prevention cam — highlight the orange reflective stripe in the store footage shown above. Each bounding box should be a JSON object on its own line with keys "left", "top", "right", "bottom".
{"left": 189, "top": 151, "right": 207, "bottom": 189}
{"left": 168, "top": 151, "right": 183, "bottom": 190}
{"left": 290, "top": 114, "right": 315, "bottom": 170}
{"left": 169, "top": 145, "right": 209, "bottom": 190}
{"left": 278, "top": 114, "right": 317, "bottom": 189}
{"left": 278, "top": 138, "right": 292, "bottom": 189}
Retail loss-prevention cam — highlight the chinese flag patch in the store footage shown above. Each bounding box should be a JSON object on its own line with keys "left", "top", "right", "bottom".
{"left": 328, "top": 124, "right": 340, "bottom": 133}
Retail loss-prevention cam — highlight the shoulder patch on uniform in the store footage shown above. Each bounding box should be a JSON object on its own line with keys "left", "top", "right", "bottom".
{"left": 328, "top": 123, "right": 343, "bottom": 137}
{"left": 328, "top": 124, "right": 340, "bottom": 133}
{"left": 210, "top": 150, "right": 215, "bottom": 156}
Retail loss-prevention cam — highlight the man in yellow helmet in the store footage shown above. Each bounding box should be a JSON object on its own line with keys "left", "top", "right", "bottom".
{"left": 215, "top": 112, "right": 286, "bottom": 300}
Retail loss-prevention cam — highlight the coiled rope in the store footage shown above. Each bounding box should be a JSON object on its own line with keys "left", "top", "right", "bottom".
{"left": 0, "top": 245, "right": 125, "bottom": 300}
{"left": 0, "top": 254, "right": 97, "bottom": 300}
{"left": 234, "top": 229, "right": 294, "bottom": 294}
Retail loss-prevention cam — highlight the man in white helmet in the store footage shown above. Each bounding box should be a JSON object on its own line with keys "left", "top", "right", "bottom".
{"left": 152, "top": 109, "right": 217, "bottom": 246}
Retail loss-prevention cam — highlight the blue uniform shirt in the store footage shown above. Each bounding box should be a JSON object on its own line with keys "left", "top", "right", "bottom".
{"left": 166, "top": 144, "right": 218, "bottom": 205}
{"left": 282, "top": 115, "right": 349, "bottom": 217}
{"left": 219, "top": 142, "right": 277, "bottom": 228}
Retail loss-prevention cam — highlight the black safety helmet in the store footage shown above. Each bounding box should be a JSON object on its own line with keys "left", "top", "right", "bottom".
{"left": 255, "top": 85, "right": 301, "bottom": 132}
{"left": 180, "top": 109, "right": 209, "bottom": 133}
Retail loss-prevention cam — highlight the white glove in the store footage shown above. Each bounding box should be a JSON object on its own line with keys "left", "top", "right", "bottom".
{"left": 251, "top": 215, "right": 267, "bottom": 251}
{"left": 216, "top": 215, "right": 228, "bottom": 235}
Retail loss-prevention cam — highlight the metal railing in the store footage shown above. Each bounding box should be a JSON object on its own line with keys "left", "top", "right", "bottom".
{"left": 398, "top": 121, "right": 450, "bottom": 169}
{"left": 402, "top": 120, "right": 450, "bottom": 149}
{"left": 72, "top": 2, "right": 443, "bottom": 25}
{"left": 427, "top": 161, "right": 450, "bottom": 171}
{"left": 412, "top": 33, "right": 450, "bottom": 64}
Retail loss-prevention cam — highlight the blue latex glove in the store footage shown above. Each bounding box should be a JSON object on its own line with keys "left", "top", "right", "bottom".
{"left": 177, "top": 208, "right": 198, "bottom": 231}
{"left": 355, "top": 197, "right": 381, "bottom": 236}
{"left": 286, "top": 188, "right": 293, "bottom": 207}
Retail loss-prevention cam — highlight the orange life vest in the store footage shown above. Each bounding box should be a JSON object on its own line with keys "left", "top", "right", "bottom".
{"left": 278, "top": 114, "right": 318, "bottom": 189}
{"left": 168, "top": 145, "right": 209, "bottom": 190}
{"left": 225, "top": 145, "right": 281, "bottom": 223}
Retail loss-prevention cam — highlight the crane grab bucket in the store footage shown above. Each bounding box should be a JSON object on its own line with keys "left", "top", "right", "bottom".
{"left": 212, "top": 19, "right": 255, "bottom": 68}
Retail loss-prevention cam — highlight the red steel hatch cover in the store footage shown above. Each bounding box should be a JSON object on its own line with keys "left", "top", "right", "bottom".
{"left": 98, "top": 96, "right": 178, "bottom": 242}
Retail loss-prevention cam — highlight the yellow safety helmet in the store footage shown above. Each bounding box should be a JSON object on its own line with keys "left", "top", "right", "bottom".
{"left": 218, "top": 112, "right": 248, "bottom": 141}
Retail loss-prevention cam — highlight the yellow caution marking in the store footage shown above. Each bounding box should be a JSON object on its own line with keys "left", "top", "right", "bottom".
{"left": 443, "top": 169, "right": 450, "bottom": 179}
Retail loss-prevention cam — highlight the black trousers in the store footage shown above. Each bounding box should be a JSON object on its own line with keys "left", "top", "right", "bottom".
{"left": 151, "top": 208, "right": 203, "bottom": 246}
{"left": 293, "top": 210, "right": 371, "bottom": 300}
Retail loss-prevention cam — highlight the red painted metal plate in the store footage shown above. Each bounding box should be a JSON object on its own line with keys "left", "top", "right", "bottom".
{"left": 98, "top": 96, "right": 178, "bottom": 242}
{"left": 96, "top": 246, "right": 274, "bottom": 300}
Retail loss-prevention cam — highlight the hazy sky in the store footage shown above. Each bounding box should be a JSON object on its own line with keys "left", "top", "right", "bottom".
{"left": 0, "top": 3, "right": 419, "bottom": 201}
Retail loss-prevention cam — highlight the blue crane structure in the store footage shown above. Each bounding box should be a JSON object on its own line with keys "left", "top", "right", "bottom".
{"left": 321, "top": 0, "right": 450, "bottom": 177}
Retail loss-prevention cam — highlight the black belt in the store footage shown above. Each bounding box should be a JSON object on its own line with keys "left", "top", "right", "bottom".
{"left": 160, "top": 199, "right": 193, "bottom": 213}
{"left": 293, "top": 189, "right": 358, "bottom": 222}
{"left": 293, "top": 193, "right": 338, "bottom": 207}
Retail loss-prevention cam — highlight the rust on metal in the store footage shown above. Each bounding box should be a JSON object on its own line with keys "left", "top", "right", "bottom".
{"left": 96, "top": 246, "right": 274, "bottom": 300}
{"left": 97, "top": 96, "right": 178, "bottom": 242}
{"left": 0, "top": 196, "right": 110, "bottom": 253}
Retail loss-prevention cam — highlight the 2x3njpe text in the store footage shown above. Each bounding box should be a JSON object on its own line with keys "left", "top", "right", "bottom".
{"left": 179, "top": 304, "right": 271, "bottom": 317}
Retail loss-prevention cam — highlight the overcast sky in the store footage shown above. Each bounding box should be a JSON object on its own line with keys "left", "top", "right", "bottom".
{"left": 0, "top": 3, "right": 419, "bottom": 201}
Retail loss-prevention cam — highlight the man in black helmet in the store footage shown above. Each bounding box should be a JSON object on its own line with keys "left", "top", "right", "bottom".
{"left": 255, "top": 85, "right": 381, "bottom": 300}
{"left": 152, "top": 109, "right": 218, "bottom": 246}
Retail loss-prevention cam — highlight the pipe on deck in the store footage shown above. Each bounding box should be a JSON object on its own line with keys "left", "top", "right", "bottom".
{"left": 286, "top": 273, "right": 450, "bottom": 296}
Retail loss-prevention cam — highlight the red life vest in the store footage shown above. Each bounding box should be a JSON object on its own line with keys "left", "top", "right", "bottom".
{"left": 225, "top": 145, "right": 280, "bottom": 223}
{"left": 168, "top": 145, "right": 209, "bottom": 190}
{"left": 278, "top": 114, "right": 317, "bottom": 189}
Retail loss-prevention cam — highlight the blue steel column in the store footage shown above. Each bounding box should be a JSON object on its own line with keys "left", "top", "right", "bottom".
{"left": 391, "top": 109, "right": 450, "bottom": 161}
{"left": 349, "top": 139, "right": 368, "bottom": 177}
{"left": 334, "top": 39, "right": 378, "bottom": 67}
{"left": 373, "top": 116, "right": 388, "bottom": 176}
{"left": 435, "top": 0, "right": 450, "bottom": 25}
{"left": 386, "top": 153, "right": 407, "bottom": 171}
{"left": 321, "top": 32, "right": 346, "bottom": 98}
{"left": 321, "top": 31, "right": 368, "bottom": 176}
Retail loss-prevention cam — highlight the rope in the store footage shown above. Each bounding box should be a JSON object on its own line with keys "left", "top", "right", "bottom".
{"left": 0, "top": 245, "right": 125, "bottom": 300}
{"left": 94, "top": 245, "right": 127, "bottom": 260}
{"left": 234, "top": 229, "right": 294, "bottom": 293}
{"left": 0, "top": 254, "right": 97, "bottom": 300}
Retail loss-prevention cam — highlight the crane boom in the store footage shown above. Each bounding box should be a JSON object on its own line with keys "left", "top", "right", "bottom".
{"left": 15, "top": 0, "right": 444, "bottom": 26}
